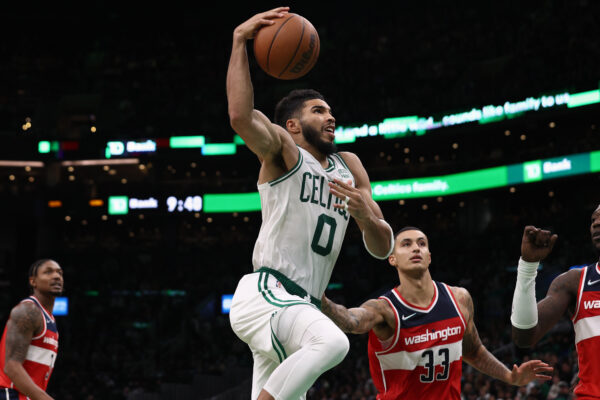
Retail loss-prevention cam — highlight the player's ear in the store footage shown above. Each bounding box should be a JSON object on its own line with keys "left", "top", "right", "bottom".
{"left": 29, "top": 276, "right": 36, "bottom": 289}
{"left": 388, "top": 254, "right": 396, "bottom": 267}
{"left": 286, "top": 118, "right": 301, "bottom": 134}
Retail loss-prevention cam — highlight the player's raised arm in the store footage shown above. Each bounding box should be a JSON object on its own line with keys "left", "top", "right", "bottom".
{"left": 509, "top": 226, "right": 576, "bottom": 348}
{"left": 321, "top": 295, "right": 388, "bottom": 334}
{"left": 329, "top": 152, "right": 394, "bottom": 259}
{"left": 454, "top": 287, "right": 553, "bottom": 386}
{"left": 226, "top": 7, "right": 290, "bottom": 160}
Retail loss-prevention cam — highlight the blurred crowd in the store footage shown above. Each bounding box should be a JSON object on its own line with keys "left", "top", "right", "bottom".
{"left": 1, "top": 1, "right": 599, "bottom": 141}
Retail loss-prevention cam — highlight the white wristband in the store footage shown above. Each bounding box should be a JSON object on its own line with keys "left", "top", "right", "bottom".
{"left": 362, "top": 220, "right": 394, "bottom": 260}
{"left": 517, "top": 257, "right": 540, "bottom": 275}
{"left": 510, "top": 257, "right": 540, "bottom": 329}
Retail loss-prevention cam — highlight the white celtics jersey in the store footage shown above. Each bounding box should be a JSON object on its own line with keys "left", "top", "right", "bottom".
{"left": 253, "top": 146, "right": 355, "bottom": 299}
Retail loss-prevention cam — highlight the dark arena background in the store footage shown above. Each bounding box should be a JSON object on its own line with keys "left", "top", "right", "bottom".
{"left": 1, "top": 2, "right": 599, "bottom": 399}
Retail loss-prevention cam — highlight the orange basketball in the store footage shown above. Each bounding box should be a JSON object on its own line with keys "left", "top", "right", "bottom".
{"left": 253, "top": 13, "right": 320, "bottom": 80}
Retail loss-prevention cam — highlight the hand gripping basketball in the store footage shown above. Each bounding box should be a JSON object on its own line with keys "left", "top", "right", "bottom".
{"left": 253, "top": 11, "right": 320, "bottom": 79}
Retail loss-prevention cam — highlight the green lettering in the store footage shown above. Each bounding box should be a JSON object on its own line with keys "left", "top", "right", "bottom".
{"left": 319, "top": 176, "right": 327, "bottom": 207}
{"left": 310, "top": 175, "right": 319, "bottom": 204}
{"left": 299, "top": 172, "right": 311, "bottom": 202}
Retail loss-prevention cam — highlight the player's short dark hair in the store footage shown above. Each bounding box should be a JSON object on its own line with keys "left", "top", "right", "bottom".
{"left": 394, "top": 226, "right": 426, "bottom": 240}
{"left": 274, "top": 89, "right": 325, "bottom": 128}
{"left": 29, "top": 259, "right": 54, "bottom": 279}
{"left": 28, "top": 259, "right": 54, "bottom": 293}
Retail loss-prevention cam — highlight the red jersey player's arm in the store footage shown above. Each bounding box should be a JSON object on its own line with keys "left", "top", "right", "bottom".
{"left": 512, "top": 269, "right": 580, "bottom": 348}
{"left": 451, "top": 287, "right": 553, "bottom": 386}
{"left": 321, "top": 295, "right": 395, "bottom": 336}
{"left": 4, "top": 302, "right": 55, "bottom": 400}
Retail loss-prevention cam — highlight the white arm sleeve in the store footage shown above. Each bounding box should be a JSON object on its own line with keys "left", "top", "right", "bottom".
{"left": 510, "top": 257, "right": 540, "bottom": 329}
{"left": 362, "top": 219, "right": 394, "bottom": 260}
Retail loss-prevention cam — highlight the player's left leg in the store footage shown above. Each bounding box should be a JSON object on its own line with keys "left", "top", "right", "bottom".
{"left": 261, "top": 304, "right": 349, "bottom": 399}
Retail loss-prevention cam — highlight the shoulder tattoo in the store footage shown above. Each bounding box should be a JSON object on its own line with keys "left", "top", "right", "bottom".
{"left": 5, "top": 303, "right": 42, "bottom": 362}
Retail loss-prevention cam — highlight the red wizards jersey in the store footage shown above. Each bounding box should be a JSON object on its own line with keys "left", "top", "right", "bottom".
{"left": 572, "top": 263, "right": 600, "bottom": 399}
{"left": 0, "top": 296, "right": 59, "bottom": 396}
{"left": 368, "top": 281, "right": 466, "bottom": 400}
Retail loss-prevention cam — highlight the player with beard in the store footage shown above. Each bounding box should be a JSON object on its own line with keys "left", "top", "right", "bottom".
{"left": 321, "top": 227, "right": 553, "bottom": 400}
{"left": 226, "top": 7, "right": 394, "bottom": 400}
{"left": 511, "top": 204, "right": 600, "bottom": 398}
{"left": 0, "top": 259, "right": 63, "bottom": 400}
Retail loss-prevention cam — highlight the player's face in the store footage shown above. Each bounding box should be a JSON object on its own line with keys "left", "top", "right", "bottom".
{"left": 591, "top": 205, "right": 600, "bottom": 254}
{"left": 30, "top": 260, "right": 64, "bottom": 296}
{"left": 299, "top": 99, "right": 337, "bottom": 155}
{"left": 389, "top": 230, "right": 432, "bottom": 273}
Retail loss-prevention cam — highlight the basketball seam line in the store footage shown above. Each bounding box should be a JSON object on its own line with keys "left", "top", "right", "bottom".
{"left": 278, "top": 18, "right": 305, "bottom": 78}
{"left": 266, "top": 14, "right": 297, "bottom": 74}
{"left": 305, "top": 29, "right": 320, "bottom": 72}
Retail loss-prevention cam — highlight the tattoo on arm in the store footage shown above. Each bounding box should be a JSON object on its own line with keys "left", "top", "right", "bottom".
{"left": 322, "top": 298, "right": 361, "bottom": 332}
{"left": 464, "top": 327, "right": 510, "bottom": 381}
{"left": 461, "top": 290, "right": 510, "bottom": 381}
{"left": 5, "top": 304, "right": 41, "bottom": 363}
{"left": 322, "top": 298, "right": 382, "bottom": 333}
{"left": 461, "top": 293, "right": 482, "bottom": 359}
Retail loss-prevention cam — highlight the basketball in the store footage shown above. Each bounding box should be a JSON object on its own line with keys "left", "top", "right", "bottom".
{"left": 253, "top": 13, "right": 320, "bottom": 80}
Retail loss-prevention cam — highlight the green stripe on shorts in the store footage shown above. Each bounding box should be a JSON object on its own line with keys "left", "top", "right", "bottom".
{"left": 270, "top": 324, "right": 287, "bottom": 362}
{"left": 258, "top": 271, "right": 306, "bottom": 308}
{"left": 271, "top": 335, "right": 283, "bottom": 363}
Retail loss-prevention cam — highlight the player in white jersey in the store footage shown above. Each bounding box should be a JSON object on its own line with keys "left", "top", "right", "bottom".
{"left": 227, "top": 7, "right": 394, "bottom": 400}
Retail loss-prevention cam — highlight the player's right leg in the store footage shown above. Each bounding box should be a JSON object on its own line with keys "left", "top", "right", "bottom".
{"left": 229, "top": 271, "right": 349, "bottom": 400}
{"left": 229, "top": 272, "right": 304, "bottom": 399}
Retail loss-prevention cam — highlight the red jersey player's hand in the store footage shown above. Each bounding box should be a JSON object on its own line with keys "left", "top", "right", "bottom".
{"left": 509, "top": 360, "right": 553, "bottom": 386}
{"left": 520, "top": 225, "right": 558, "bottom": 263}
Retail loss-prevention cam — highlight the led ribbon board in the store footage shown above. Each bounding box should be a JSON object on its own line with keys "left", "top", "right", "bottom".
{"left": 201, "top": 150, "right": 600, "bottom": 213}
{"left": 105, "top": 140, "right": 157, "bottom": 158}
{"left": 335, "top": 88, "right": 600, "bottom": 142}
{"left": 372, "top": 166, "right": 507, "bottom": 200}
{"left": 203, "top": 192, "right": 261, "bottom": 213}
{"left": 107, "top": 196, "right": 159, "bottom": 215}
{"left": 36, "top": 85, "right": 600, "bottom": 157}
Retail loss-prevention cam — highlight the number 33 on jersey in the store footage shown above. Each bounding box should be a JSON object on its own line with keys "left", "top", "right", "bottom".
{"left": 368, "top": 282, "right": 467, "bottom": 400}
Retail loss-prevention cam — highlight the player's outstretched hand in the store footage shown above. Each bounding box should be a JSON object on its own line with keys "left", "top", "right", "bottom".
{"left": 521, "top": 225, "right": 558, "bottom": 263}
{"left": 233, "top": 7, "right": 290, "bottom": 41}
{"left": 329, "top": 178, "right": 371, "bottom": 222}
{"left": 509, "top": 360, "right": 553, "bottom": 386}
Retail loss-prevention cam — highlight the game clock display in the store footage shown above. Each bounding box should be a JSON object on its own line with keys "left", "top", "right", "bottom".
{"left": 166, "top": 196, "right": 203, "bottom": 212}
